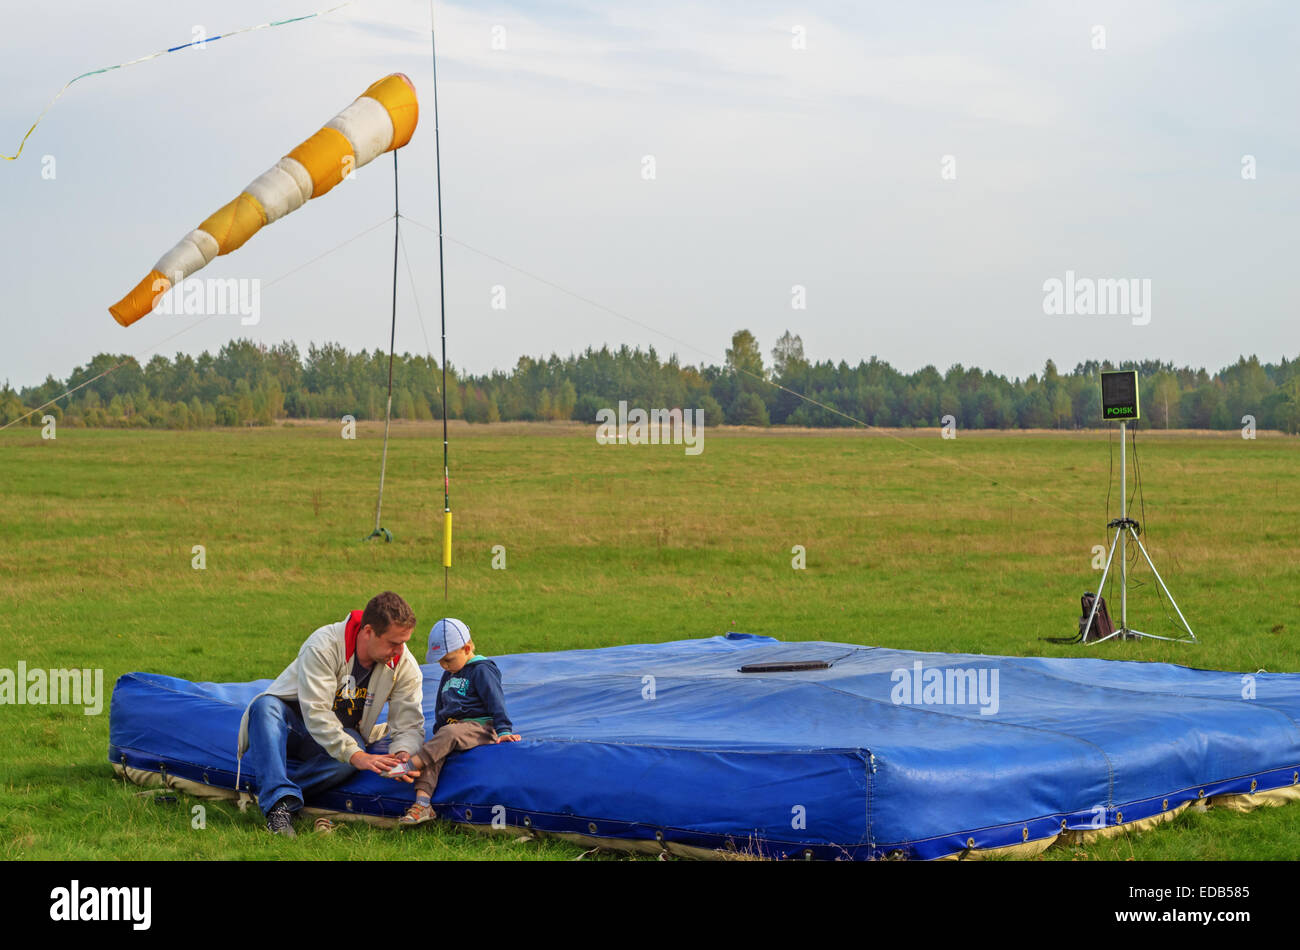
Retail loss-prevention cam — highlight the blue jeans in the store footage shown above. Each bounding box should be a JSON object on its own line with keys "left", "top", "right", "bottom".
{"left": 245, "top": 694, "right": 363, "bottom": 815}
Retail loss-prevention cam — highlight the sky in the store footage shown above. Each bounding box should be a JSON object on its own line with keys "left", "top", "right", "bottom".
{"left": 1, "top": 0, "right": 1296, "bottom": 389}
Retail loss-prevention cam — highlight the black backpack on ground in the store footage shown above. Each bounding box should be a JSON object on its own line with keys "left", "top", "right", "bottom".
{"left": 1043, "top": 591, "right": 1116, "bottom": 644}
{"left": 1078, "top": 592, "right": 1115, "bottom": 642}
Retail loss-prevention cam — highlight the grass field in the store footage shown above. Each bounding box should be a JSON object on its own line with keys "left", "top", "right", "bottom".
{"left": 2, "top": 421, "right": 1298, "bottom": 860}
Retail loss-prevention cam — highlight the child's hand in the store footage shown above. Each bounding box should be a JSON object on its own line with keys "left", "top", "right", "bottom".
{"left": 383, "top": 751, "right": 422, "bottom": 781}
{"left": 383, "top": 762, "right": 414, "bottom": 779}
{"left": 496, "top": 734, "right": 521, "bottom": 743}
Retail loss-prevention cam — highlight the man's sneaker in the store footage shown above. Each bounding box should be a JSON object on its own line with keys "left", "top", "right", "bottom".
{"left": 266, "top": 800, "right": 297, "bottom": 837}
{"left": 398, "top": 801, "right": 435, "bottom": 827}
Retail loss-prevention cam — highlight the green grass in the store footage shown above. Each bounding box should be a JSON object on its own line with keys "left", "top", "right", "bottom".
{"left": 2, "top": 421, "right": 1298, "bottom": 859}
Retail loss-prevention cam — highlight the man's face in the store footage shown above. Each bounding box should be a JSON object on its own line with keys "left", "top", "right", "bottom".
{"left": 438, "top": 643, "right": 474, "bottom": 673}
{"left": 360, "top": 623, "right": 413, "bottom": 666}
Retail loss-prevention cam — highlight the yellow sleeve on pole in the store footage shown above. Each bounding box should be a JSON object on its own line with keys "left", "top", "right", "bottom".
{"left": 442, "top": 511, "right": 453, "bottom": 568}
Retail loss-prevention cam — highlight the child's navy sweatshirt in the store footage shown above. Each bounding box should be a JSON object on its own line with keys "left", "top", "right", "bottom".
{"left": 433, "top": 656, "right": 515, "bottom": 736}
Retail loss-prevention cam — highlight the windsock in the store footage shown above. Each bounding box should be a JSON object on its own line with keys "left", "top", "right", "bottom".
{"left": 109, "top": 73, "right": 418, "bottom": 327}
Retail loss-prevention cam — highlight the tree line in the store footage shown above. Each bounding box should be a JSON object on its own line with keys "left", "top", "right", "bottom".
{"left": 3, "top": 331, "right": 1299, "bottom": 432}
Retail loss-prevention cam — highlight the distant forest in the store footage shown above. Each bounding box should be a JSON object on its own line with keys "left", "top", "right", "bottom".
{"left": 4, "top": 331, "right": 1299, "bottom": 432}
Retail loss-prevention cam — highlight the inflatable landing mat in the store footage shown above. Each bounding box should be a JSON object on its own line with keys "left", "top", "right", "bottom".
{"left": 109, "top": 634, "right": 1300, "bottom": 859}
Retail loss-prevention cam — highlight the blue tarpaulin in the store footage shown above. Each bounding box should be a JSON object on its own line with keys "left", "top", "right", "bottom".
{"left": 108, "top": 634, "right": 1300, "bottom": 859}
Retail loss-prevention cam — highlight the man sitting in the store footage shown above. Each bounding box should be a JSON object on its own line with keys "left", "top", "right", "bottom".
{"left": 236, "top": 591, "right": 425, "bottom": 836}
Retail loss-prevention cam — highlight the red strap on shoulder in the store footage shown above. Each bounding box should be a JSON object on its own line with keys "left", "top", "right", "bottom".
{"left": 344, "top": 610, "right": 364, "bottom": 662}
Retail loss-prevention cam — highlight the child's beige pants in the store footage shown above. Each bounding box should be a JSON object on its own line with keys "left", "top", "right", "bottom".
{"left": 411, "top": 721, "right": 496, "bottom": 797}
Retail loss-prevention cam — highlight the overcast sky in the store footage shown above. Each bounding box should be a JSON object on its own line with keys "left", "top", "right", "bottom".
{"left": 2, "top": 0, "right": 1296, "bottom": 389}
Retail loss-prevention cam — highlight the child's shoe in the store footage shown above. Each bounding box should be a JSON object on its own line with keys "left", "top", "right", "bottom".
{"left": 399, "top": 801, "right": 435, "bottom": 826}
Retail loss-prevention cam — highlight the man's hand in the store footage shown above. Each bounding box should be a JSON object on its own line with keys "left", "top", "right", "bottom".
{"left": 496, "top": 734, "right": 521, "bottom": 743}
{"left": 350, "top": 750, "right": 407, "bottom": 778}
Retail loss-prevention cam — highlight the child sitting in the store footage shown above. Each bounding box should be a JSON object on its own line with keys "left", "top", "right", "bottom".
{"left": 399, "top": 617, "right": 520, "bottom": 825}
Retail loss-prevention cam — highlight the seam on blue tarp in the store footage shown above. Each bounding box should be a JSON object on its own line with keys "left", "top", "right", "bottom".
{"left": 480, "top": 736, "right": 862, "bottom": 754}
{"left": 864, "top": 748, "right": 874, "bottom": 851}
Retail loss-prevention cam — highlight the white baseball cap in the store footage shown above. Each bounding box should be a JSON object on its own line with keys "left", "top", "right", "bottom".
{"left": 426, "top": 617, "right": 471, "bottom": 663}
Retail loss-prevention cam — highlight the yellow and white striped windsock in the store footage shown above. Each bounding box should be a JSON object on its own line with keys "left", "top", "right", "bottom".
{"left": 109, "top": 73, "right": 418, "bottom": 327}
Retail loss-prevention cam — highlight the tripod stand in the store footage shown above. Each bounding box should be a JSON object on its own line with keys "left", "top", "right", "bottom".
{"left": 1083, "top": 421, "right": 1196, "bottom": 644}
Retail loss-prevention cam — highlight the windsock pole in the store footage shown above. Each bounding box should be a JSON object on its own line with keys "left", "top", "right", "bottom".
{"left": 432, "top": 2, "right": 451, "bottom": 599}
{"left": 431, "top": 3, "right": 452, "bottom": 597}
{"left": 365, "top": 150, "right": 400, "bottom": 543}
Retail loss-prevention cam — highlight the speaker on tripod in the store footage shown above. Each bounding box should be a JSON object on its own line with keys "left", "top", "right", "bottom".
{"left": 1081, "top": 371, "right": 1197, "bottom": 644}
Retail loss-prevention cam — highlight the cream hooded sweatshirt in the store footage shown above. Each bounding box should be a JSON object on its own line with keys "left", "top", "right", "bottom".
{"left": 235, "top": 611, "right": 426, "bottom": 788}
